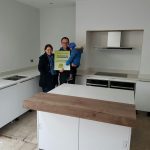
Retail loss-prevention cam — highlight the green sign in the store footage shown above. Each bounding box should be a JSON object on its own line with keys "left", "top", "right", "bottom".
{"left": 54, "top": 50, "right": 70, "bottom": 70}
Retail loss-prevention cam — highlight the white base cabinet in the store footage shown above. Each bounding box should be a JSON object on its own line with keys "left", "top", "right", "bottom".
{"left": 0, "top": 84, "right": 19, "bottom": 128}
{"left": 79, "top": 119, "right": 131, "bottom": 150}
{"left": 38, "top": 112, "right": 79, "bottom": 150}
{"left": 75, "top": 75, "right": 86, "bottom": 85}
{"left": 17, "top": 77, "right": 41, "bottom": 115}
{"left": 135, "top": 81, "right": 150, "bottom": 112}
{"left": 37, "top": 111, "right": 131, "bottom": 150}
{"left": 0, "top": 76, "right": 41, "bottom": 128}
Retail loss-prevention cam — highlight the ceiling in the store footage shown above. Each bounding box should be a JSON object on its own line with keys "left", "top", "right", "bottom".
{"left": 16, "top": 0, "right": 76, "bottom": 8}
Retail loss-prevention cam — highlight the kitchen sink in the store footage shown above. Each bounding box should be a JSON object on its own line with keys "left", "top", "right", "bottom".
{"left": 3, "top": 75, "right": 27, "bottom": 81}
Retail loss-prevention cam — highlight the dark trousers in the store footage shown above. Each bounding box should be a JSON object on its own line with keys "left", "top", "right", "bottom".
{"left": 68, "top": 66, "right": 77, "bottom": 84}
{"left": 42, "top": 74, "right": 58, "bottom": 93}
{"left": 59, "top": 71, "right": 70, "bottom": 85}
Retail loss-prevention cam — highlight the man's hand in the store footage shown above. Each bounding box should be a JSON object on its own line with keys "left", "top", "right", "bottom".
{"left": 71, "top": 64, "right": 77, "bottom": 67}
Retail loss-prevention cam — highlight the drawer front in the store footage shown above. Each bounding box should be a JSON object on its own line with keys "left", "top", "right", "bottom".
{"left": 110, "top": 81, "right": 135, "bottom": 90}
{"left": 86, "top": 79, "right": 108, "bottom": 87}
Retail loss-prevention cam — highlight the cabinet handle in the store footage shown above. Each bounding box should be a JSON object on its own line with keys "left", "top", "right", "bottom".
{"left": 110, "top": 85, "right": 134, "bottom": 90}
{"left": 86, "top": 83, "right": 108, "bottom": 87}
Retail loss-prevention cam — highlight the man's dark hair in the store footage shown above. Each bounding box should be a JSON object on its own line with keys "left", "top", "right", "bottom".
{"left": 61, "top": 37, "right": 70, "bottom": 43}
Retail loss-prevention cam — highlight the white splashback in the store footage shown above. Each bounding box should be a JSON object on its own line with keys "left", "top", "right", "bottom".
{"left": 86, "top": 31, "right": 143, "bottom": 73}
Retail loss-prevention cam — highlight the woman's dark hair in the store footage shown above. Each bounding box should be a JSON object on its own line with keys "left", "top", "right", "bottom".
{"left": 44, "top": 44, "right": 53, "bottom": 51}
{"left": 61, "top": 37, "right": 70, "bottom": 43}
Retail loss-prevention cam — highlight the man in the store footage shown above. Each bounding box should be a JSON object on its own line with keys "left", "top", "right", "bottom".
{"left": 59, "top": 37, "right": 71, "bottom": 84}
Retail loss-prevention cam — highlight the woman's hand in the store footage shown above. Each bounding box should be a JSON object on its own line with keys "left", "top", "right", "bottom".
{"left": 59, "top": 68, "right": 64, "bottom": 72}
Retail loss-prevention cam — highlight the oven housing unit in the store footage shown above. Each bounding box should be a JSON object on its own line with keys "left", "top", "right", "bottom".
{"left": 86, "top": 79, "right": 135, "bottom": 91}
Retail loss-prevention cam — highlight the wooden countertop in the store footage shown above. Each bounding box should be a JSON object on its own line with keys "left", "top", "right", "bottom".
{"left": 24, "top": 92, "right": 136, "bottom": 127}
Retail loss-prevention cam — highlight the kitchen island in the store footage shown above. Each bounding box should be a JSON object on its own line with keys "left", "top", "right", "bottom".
{"left": 24, "top": 84, "right": 136, "bottom": 150}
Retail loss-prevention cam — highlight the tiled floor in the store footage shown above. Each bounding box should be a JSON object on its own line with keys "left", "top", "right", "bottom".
{"left": 130, "top": 111, "right": 150, "bottom": 150}
{"left": 0, "top": 111, "right": 150, "bottom": 150}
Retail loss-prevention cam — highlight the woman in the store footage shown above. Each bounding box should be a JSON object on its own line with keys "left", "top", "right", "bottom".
{"left": 59, "top": 37, "right": 71, "bottom": 84}
{"left": 38, "top": 44, "right": 58, "bottom": 92}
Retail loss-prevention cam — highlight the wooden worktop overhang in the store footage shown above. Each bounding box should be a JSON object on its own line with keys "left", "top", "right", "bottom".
{"left": 24, "top": 92, "right": 136, "bottom": 127}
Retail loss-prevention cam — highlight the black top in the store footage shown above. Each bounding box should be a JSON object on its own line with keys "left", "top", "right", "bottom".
{"left": 38, "top": 53, "right": 50, "bottom": 75}
{"left": 38, "top": 53, "right": 58, "bottom": 88}
{"left": 59, "top": 47, "right": 70, "bottom": 51}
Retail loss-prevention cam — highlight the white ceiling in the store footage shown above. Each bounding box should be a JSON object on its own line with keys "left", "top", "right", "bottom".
{"left": 16, "top": 0, "right": 76, "bottom": 8}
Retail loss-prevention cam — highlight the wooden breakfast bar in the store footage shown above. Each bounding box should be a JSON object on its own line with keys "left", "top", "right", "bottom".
{"left": 24, "top": 84, "right": 136, "bottom": 150}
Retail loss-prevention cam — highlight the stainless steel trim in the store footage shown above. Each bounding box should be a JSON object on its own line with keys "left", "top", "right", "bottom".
{"left": 86, "top": 83, "right": 108, "bottom": 87}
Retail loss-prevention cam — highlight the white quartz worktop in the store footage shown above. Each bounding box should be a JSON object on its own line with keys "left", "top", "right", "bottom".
{"left": 0, "top": 68, "right": 40, "bottom": 89}
{"left": 138, "top": 74, "right": 150, "bottom": 82}
{"left": 50, "top": 84, "right": 135, "bottom": 104}
{"left": 77, "top": 69, "right": 150, "bottom": 83}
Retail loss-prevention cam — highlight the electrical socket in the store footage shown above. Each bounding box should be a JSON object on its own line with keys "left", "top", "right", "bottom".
{"left": 30, "top": 59, "right": 34, "bottom": 63}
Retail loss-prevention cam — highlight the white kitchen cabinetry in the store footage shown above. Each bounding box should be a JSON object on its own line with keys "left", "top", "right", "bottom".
{"left": 36, "top": 84, "right": 134, "bottom": 150}
{"left": 17, "top": 76, "right": 41, "bottom": 115}
{"left": 75, "top": 75, "right": 86, "bottom": 85}
{"left": 79, "top": 119, "right": 131, "bottom": 150}
{"left": 38, "top": 111, "right": 79, "bottom": 150}
{"left": 0, "top": 84, "right": 19, "bottom": 128}
{"left": 0, "top": 76, "right": 41, "bottom": 128}
{"left": 37, "top": 113, "right": 131, "bottom": 150}
{"left": 135, "top": 81, "right": 150, "bottom": 112}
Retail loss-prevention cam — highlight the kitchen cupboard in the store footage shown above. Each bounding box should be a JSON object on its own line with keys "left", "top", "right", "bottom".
{"left": 0, "top": 76, "right": 41, "bottom": 128}
{"left": 79, "top": 119, "right": 131, "bottom": 150}
{"left": 135, "top": 81, "right": 150, "bottom": 112}
{"left": 0, "top": 83, "right": 19, "bottom": 128}
{"left": 37, "top": 112, "right": 131, "bottom": 150}
{"left": 38, "top": 111, "right": 79, "bottom": 150}
{"left": 16, "top": 76, "right": 41, "bottom": 115}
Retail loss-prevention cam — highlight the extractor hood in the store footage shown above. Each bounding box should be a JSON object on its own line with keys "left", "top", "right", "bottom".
{"left": 103, "top": 31, "right": 132, "bottom": 50}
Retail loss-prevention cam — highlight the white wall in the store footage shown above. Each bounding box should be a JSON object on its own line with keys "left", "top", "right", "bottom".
{"left": 40, "top": 5, "right": 75, "bottom": 53}
{"left": 0, "top": 0, "right": 40, "bottom": 73}
{"left": 76, "top": 0, "right": 150, "bottom": 75}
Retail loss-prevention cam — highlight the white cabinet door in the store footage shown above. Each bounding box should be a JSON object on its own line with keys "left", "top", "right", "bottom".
{"left": 79, "top": 119, "right": 131, "bottom": 150}
{"left": 0, "top": 76, "right": 41, "bottom": 128}
{"left": 16, "top": 77, "right": 41, "bottom": 115}
{"left": 37, "top": 111, "right": 79, "bottom": 150}
{"left": 135, "top": 81, "right": 150, "bottom": 111}
{"left": 0, "top": 84, "right": 19, "bottom": 128}
{"left": 75, "top": 75, "right": 86, "bottom": 85}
